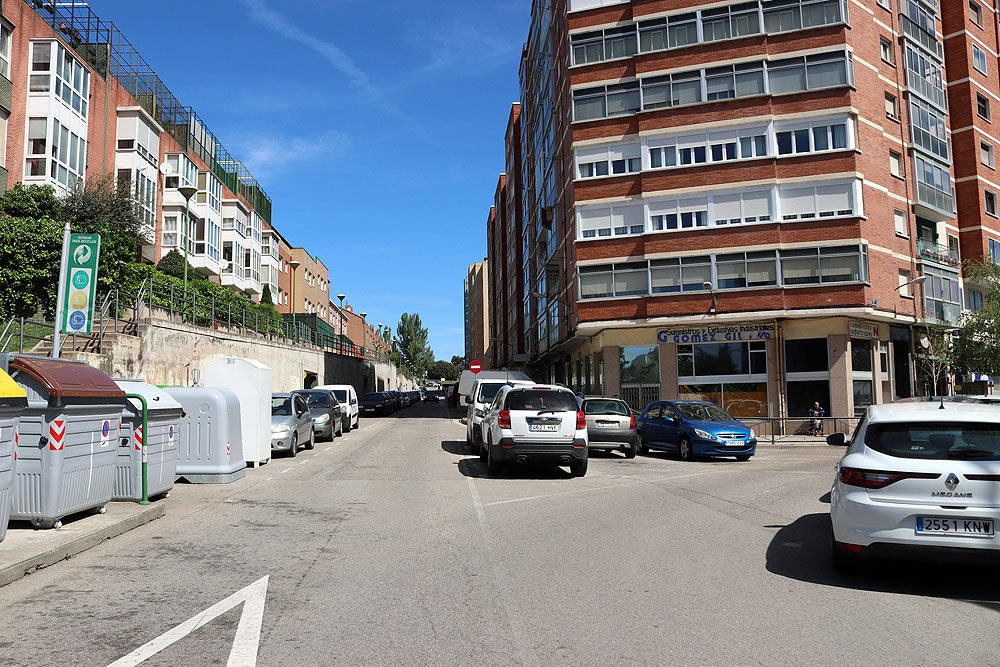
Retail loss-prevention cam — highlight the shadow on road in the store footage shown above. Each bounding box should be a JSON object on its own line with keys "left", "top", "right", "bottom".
{"left": 765, "top": 513, "right": 1000, "bottom": 611}
{"left": 441, "top": 440, "right": 468, "bottom": 456}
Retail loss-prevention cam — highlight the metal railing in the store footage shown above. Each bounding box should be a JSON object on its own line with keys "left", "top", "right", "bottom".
{"left": 742, "top": 417, "right": 861, "bottom": 444}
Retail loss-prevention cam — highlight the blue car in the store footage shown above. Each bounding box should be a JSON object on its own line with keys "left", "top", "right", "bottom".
{"left": 636, "top": 400, "right": 756, "bottom": 461}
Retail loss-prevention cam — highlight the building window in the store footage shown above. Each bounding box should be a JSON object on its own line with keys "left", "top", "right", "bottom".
{"left": 880, "top": 37, "right": 894, "bottom": 64}
{"left": 0, "top": 22, "right": 10, "bottom": 80}
{"left": 973, "top": 45, "right": 988, "bottom": 75}
{"left": 990, "top": 238, "right": 1000, "bottom": 261}
{"left": 894, "top": 209, "right": 907, "bottom": 236}
{"left": 910, "top": 98, "right": 949, "bottom": 160}
{"left": 981, "top": 140, "right": 995, "bottom": 168}
{"left": 977, "top": 93, "right": 991, "bottom": 121}
{"left": 885, "top": 93, "right": 898, "bottom": 120}
{"left": 970, "top": 2, "right": 983, "bottom": 28}
{"left": 968, "top": 290, "right": 984, "bottom": 311}
{"left": 986, "top": 189, "right": 998, "bottom": 217}
{"left": 898, "top": 270, "right": 914, "bottom": 297}
{"left": 877, "top": 0, "right": 890, "bottom": 8}
{"left": 890, "top": 151, "right": 903, "bottom": 177}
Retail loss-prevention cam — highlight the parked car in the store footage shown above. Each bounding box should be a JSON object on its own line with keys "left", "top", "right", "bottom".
{"left": 579, "top": 396, "right": 639, "bottom": 458}
{"left": 360, "top": 391, "right": 391, "bottom": 416}
{"left": 294, "top": 389, "right": 343, "bottom": 441}
{"left": 636, "top": 400, "right": 756, "bottom": 461}
{"left": 480, "top": 384, "right": 588, "bottom": 477}
{"left": 424, "top": 390, "right": 441, "bottom": 403}
{"left": 466, "top": 377, "right": 534, "bottom": 453}
{"left": 827, "top": 402, "right": 1000, "bottom": 571}
{"left": 271, "top": 392, "right": 314, "bottom": 456}
{"left": 315, "top": 384, "right": 359, "bottom": 432}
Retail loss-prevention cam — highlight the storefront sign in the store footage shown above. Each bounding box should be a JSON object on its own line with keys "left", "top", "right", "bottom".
{"left": 849, "top": 321, "right": 879, "bottom": 339}
{"left": 657, "top": 323, "right": 775, "bottom": 344}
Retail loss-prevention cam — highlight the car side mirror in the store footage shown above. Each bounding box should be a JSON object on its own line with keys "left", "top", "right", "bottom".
{"left": 464, "top": 396, "right": 472, "bottom": 405}
{"left": 826, "top": 433, "right": 847, "bottom": 446}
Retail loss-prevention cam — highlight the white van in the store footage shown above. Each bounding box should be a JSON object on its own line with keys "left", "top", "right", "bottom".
{"left": 315, "top": 384, "right": 359, "bottom": 432}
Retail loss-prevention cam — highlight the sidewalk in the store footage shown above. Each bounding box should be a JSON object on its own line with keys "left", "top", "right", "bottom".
{"left": 0, "top": 501, "right": 165, "bottom": 587}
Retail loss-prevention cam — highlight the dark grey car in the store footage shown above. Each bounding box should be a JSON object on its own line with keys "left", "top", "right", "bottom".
{"left": 294, "top": 389, "right": 343, "bottom": 441}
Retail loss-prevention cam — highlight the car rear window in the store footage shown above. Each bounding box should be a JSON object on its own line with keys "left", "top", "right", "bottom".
{"left": 507, "top": 390, "right": 578, "bottom": 412}
{"left": 866, "top": 423, "right": 1000, "bottom": 461}
{"left": 583, "top": 400, "right": 629, "bottom": 416}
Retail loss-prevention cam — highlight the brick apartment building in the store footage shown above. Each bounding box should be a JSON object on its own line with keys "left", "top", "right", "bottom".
{"left": 0, "top": 0, "right": 334, "bottom": 330}
{"left": 486, "top": 0, "right": 999, "bottom": 419}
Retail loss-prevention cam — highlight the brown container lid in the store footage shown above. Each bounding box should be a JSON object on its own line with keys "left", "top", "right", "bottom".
{"left": 9, "top": 357, "right": 127, "bottom": 399}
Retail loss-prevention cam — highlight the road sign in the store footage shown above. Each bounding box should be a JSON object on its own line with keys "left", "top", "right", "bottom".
{"left": 60, "top": 233, "right": 101, "bottom": 335}
{"left": 470, "top": 360, "right": 482, "bottom": 374}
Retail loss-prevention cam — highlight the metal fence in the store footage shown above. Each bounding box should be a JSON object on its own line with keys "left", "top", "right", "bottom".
{"left": 2, "top": 279, "right": 366, "bottom": 358}
{"left": 620, "top": 383, "right": 661, "bottom": 412}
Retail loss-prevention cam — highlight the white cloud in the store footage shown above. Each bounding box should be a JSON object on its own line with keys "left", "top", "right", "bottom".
{"left": 407, "top": 14, "right": 522, "bottom": 78}
{"left": 226, "top": 131, "right": 351, "bottom": 178}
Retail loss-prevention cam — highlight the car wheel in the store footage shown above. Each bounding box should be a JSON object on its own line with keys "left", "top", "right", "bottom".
{"left": 830, "top": 535, "right": 862, "bottom": 574}
{"left": 735, "top": 454, "right": 751, "bottom": 462}
{"left": 636, "top": 434, "right": 649, "bottom": 455}
{"left": 486, "top": 439, "right": 503, "bottom": 476}
{"left": 678, "top": 437, "right": 693, "bottom": 461}
{"left": 625, "top": 442, "right": 637, "bottom": 459}
{"left": 343, "top": 416, "right": 351, "bottom": 433}
{"left": 570, "top": 458, "right": 588, "bottom": 477}
{"left": 288, "top": 434, "right": 298, "bottom": 457}
{"left": 305, "top": 429, "right": 315, "bottom": 450}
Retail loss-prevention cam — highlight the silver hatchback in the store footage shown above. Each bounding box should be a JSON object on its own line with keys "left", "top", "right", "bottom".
{"left": 271, "top": 392, "right": 315, "bottom": 457}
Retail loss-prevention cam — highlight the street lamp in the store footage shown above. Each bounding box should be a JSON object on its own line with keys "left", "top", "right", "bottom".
{"left": 337, "top": 293, "right": 346, "bottom": 354}
{"left": 895, "top": 274, "right": 928, "bottom": 293}
{"left": 289, "top": 259, "right": 301, "bottom": 341}
{"left": 360, "top": 312, "right": 367, "bottom": 359}
{"left": 702, "top": 281, "right": 717, "bottom": 314}
{"left": 177, "top": 185, "right": 197, "bottom": 297}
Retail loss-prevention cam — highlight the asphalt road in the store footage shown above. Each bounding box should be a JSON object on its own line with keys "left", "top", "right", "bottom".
{"left": 0, "top": 401, "right": 996, "bottom": 666}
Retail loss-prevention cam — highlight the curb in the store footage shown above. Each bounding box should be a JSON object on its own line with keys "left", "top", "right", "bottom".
{"left": 0, "top": 503, "right": 165, "bottom": 588}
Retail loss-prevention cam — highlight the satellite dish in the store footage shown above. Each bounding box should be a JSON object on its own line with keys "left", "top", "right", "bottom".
{"left": 158, "top": 162, "right": 174, "bottom": 176}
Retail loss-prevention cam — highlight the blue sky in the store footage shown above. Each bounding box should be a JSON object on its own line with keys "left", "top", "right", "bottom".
{"left": 91, "top": 0, "right": 530, "bottom": 362}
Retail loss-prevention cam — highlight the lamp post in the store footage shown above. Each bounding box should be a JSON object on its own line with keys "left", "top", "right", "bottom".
{"left": 177, "top": 185, "right": 197, "bottom": 298}
{"left": 377, "top": 323, "right": 383, "bottom": 362}
{"left": 360, "top": 312, "right": 367, "bottom": 359}
{"left": 701, "top": 281, "right": 718, "bottom": 313}
{"left": 289, "top": 259, "right": 301, "bottom": 341}
{"left": 337, "top": 293, "right": 346, "bottom": 354}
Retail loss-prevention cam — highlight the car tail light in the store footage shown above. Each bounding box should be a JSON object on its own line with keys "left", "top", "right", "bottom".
{"left": 965, "top": 474, "right": 1000, "bottom": 482}
{"left": 629, "top": 412, "right": 637, "bottom": 430}
{"left": 838, "top": 467, "right": 939, "bottom": 489}
{"left": 498, "top": 410, "right": 511, "bottom": 429}
{"left": 576, "top": 411, "right": 587, "bottom": 430}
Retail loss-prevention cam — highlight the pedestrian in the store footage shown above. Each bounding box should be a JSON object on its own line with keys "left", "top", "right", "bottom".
{"left": 808, "top": 401, "right": 826, "bottom": 436}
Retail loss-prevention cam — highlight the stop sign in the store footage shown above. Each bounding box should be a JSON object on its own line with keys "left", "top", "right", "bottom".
{"left": 470, "top": 360, "right": 482, "bottom": 374}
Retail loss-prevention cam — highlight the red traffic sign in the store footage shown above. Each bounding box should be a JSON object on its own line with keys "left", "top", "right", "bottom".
{"left": 469, "top": 360, "right": 482, "bottom": 374}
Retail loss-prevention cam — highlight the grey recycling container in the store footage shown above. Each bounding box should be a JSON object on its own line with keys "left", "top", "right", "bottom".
{"left": 114, "top": 379, "right": 184, "bottom": 501}
{"left": 0, "top": 368, "right": 28, "bottom": 542}
{"left": 8, "top": 356, "right": 125, "bottom": 529}
{"left": 165, "top": 386, "right": 246, "bottom": 483}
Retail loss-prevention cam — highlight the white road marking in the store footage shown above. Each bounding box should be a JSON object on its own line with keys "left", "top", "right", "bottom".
{"left": 468, "top": 479, "right": 537, "bottom": 667}
{"left": 279, "top": 468, "right": 292, "bottom": 474}
{"left": 106, "top": 575, "right": 269, "bottom": 667}
{"left": 484, "top": 470, "right": 724, "bottom": 507}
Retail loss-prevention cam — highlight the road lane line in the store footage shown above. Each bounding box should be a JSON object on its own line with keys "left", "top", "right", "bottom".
{"left": 484, "top": 470, "right": 723, "bottom": 507}
{"left": 467, "top": 478, "right": 538, "bottom": 667}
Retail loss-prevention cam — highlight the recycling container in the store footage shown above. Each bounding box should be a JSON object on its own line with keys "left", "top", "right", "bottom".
{"left": 203, "top": 357, "right": 271, "bottom": 466}
{"left": 165, "top": 386, "right": 246, "bottom": 483}
{"left": 114, "top": 379, "right": 184, "bottom": 501}
{"left": 8, "top": 356, "right": 125, "bottom": 529}
{"left": 0, "top": 368, "right": 27, "bottom": 541}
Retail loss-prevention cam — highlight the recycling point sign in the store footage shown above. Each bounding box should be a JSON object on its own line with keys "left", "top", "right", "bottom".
{"left": 61, "top": 233, "right": 100, "bottom": 335}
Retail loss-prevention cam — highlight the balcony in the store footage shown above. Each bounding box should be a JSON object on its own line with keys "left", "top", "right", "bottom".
{"left": 925, "top": 299, "right": 961, "bottom": 325}
{"left": 916, "top": 239, "right": 959, "bottom": 267}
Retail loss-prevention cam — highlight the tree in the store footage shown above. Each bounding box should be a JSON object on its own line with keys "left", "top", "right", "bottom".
{"left": 394, "top": 312, "right": 435, "bottom": 378}
{"left": 260, "top": 284, "right": 274, "bottom": 306}
{"left": 156, "top": 249, "right": 190, "bottom": 280}
{"left": 914, "top": 324, "right": 955, "bottom": 396}
{"left": 954, "top": 259, "right": 1000, "bottom": 376}
{"left": 428, "top": 360, "right": 459, "bottom": 381}
{"left": 0, "top": 183, "right": 60, "bottom": 218}
{"left": 450, "top": 355, "right": 466, "bottom": 368}
{"left": 59, "top": 174, "right": 144, "bottom": 295}
{"left": 0, "top": 212, "right": 62, "bottom": 319}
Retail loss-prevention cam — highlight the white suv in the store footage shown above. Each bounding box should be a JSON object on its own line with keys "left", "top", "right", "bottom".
{"left": 828, "top": 402, "right": 1000, "bottom": 571}
{"left": 465, "top": 378, "right": 533, "bottom": 452}
{"left": 480, "top": 384, "right": 588, "bottom": 477}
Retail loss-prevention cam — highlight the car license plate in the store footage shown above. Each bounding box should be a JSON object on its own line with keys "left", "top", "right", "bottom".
{"left": 724, "top": 440, "right": 744, "bottom": 448}
{"left": 529, "top": 424, "right": 559, "bottom": 432}
{"left": 596, "top": 421, "right": 616, "bottom": 428}
{"left": 916, "top": 517, "right": 995, "bottom": 537}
